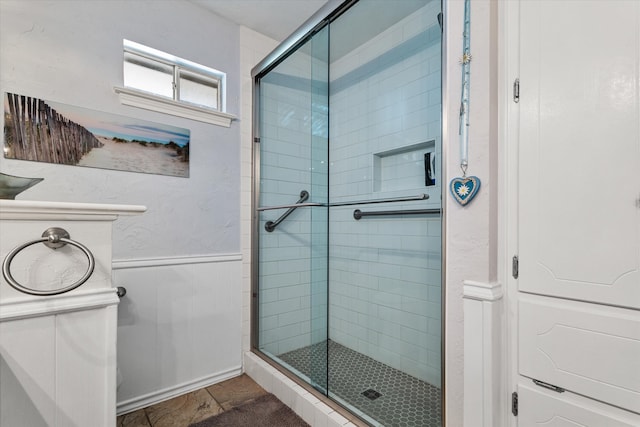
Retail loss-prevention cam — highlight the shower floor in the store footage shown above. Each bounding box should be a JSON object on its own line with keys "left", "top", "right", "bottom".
{"left": 279, "top": 340, "right": 441, "bottom": 427}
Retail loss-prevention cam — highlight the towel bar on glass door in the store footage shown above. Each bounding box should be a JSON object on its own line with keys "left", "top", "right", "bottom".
{"left": 261, "top": 190, "right": 318, "bottom": 232}
{"left": 353, "top": 208, "right": 441, "bottom": 219}
{"left": 329, "top": 193, "right": 429, "bottom": 207}
{"left": 258, "top": 193, "right": 433, "bottom": 231}
{"left": 2, "top": 227, "right": 95, "bottom": 296}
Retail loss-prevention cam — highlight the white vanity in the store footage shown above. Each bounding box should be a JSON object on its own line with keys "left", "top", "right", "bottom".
{"left": 0, "top": 200, "right": 145, "bottom": 426}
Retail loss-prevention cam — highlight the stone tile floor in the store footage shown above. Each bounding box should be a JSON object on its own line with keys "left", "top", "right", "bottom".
{"left": 117, "top": 374, "right": 269, "bottom": 427}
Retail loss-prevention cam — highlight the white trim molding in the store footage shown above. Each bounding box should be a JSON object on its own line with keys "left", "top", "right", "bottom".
{"left": 112, "top": 253, "right": 242, "bottom": 269}
{"left": 463, "top": 280, "right": 504, "bottom": 427}
{"left": 114, "top": 86, "right": 236, "bottom": 127}
{"left": 0, "top": 288, "right": 119, "bottom": 321}
{"left": 463, "top": 280, "right": 504, "bottom": 301}
{"left": 116, "top": 366, "right": 242, "bottom": 415}
{"left": 0, "top": 200, "right": 146, "bottom": 221}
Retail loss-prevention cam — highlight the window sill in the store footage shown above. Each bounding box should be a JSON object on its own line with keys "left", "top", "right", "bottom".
{"left": 114, "top": 86, "right": 236, "bottom": 128}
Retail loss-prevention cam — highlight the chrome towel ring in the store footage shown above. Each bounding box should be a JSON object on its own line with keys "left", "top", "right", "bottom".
{"left": 2, "top": 227, "right": 95, "bottom": 296}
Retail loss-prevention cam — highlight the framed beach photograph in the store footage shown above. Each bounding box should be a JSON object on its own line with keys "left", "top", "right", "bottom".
{"left": 3, "top": 92, "right": 190, "bottom": 177}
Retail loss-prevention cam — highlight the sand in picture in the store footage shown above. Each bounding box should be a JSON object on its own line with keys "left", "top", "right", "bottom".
{"left": 78, "top": 136, "right": 188, "bottom": 177}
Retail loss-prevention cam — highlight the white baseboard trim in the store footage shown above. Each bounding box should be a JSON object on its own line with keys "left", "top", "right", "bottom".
{"left": 116, "top": 365, "right": 242, "bottom": 415}
{"left": 112, "top": 253, "right": 242, "bottom": 270}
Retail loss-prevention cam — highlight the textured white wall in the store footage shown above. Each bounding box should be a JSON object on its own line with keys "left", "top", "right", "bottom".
{"left": 0, "top": 0, "right": 246, "bottom": 413}
{"left": 444, "top": 1, "right": 499, "bottom": 426}
{"left": 0, "top": 0, "right": 241, "bottom": 259}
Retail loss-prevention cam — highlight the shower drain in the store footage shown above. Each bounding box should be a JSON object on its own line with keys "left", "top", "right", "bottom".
{"left": 361, "top": 389, "right": 382, "bottom": 400}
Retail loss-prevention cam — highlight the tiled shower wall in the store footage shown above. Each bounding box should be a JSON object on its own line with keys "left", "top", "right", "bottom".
{"left": 258, "top": 33, "right": 329, "bottom": 357}
{"left": 328, "top": 3, "right": 442, "bottom": 385}
{"left": 257, "top": 2, "right": 442, "bottom": 386}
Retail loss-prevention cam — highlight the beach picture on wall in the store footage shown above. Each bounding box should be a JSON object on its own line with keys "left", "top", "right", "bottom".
{"left": 3, "top": 92, "right": 190, "bottom": 177}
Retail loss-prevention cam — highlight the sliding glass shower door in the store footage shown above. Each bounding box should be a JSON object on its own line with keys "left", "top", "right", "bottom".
{"left": 254, "top": 26, "right": 330, "bottom": 392}
{"left": 253, "top": 1, "right": 442, "bottom": 425}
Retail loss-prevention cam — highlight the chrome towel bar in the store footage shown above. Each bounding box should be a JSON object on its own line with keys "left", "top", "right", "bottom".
{"left": 257, "top": 194, "right": 430, "bottom": 211}
{"left": 257, "top": 202, "right": 322, "bottom": 211}
{"left": 258, "top": 193, "right": 432, "bottom": 231}
{"left": 353, "top": 208, "right": 441, "bottom": 219}
{"left": 329, "top": 193, "right": 429, "bottom": 207}
{"left": 264, "top": 190, "right": 310, "bottom": 232}
{"left": 2, "top": 227, "right": 95, "bottom": 296}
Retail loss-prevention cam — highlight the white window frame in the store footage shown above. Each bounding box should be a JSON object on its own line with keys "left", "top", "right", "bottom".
{"left": 114, "top": 39, "right": 235, "bottom": 127}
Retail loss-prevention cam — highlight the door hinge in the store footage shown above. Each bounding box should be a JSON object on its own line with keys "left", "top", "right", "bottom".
{"left": 253, "top": 137, "right": 260, "bottom": 143}
{"left": 512, "top": 255, "right": 519, "bottom": 279}
{"left": 511, "top": 391, "right": 518, "bottom": 416}
{"left": 513, "top": 78, "right": 520, "bottom": 103}
{"left": 533, "top": 379, "right": 565, "bottom": 393}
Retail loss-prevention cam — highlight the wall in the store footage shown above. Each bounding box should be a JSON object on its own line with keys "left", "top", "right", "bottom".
{"left": 444, "top": 0, "right": 500, "bottom": 426}
{"left": 0, "top": 0, "right": 244, "bottom": 414}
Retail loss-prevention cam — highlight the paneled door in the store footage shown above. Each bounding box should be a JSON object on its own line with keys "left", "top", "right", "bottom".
{"left": 515, "top": 0, "right": 640, "bottom": 424}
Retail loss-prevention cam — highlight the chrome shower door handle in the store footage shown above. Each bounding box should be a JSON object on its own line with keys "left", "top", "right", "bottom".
{"left": 260, "top": 190, "right": 316, "bottom": 232}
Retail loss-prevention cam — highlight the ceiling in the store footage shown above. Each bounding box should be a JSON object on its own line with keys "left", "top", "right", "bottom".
{"left": 188, "top": 0, "right": 330, "bottom": 42}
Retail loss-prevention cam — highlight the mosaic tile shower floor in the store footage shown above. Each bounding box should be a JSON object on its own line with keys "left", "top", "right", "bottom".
{"left": 279, "top": 340, "right": 441, "bottom": 427}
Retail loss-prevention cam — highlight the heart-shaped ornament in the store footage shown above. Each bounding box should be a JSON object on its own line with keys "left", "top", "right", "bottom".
{"left": 450, "top": 176, "right": 481, "bottom": 206}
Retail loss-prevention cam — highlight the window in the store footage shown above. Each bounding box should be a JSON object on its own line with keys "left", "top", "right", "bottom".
{"left": 123, "top": 39, "right": 224, "bottom": 111}
{"left": 116, "top": 40, "right": 235, "bottom": 127}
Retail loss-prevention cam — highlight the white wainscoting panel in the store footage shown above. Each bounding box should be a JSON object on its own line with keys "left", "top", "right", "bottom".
{"left": 0, "top": 316, "right": 56, "bottom": 426}
{"left": 114, "top": 254, "right": 242, "bottom": 414}
{"left": 0, "top": 301, "right": 120, "bottom": 426}
{"left": 463, "top": 280, "right": 503, "bottom": 427}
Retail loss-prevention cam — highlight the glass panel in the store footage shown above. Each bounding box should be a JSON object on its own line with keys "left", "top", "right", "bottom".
{"left": 123, "top": 52, "right": 173, "bottom": 98}
{"left": 179, "top": 69, "right": 219, "bottom": 109}
{"left": 309, "top": 25, "right": 330, "bottom": 391}
{"left": 327, "top": 1, "right": 442, "bottom": 425}
{"left": 254, "top": 0, "right": 442, "bottom": 425}
{"left": 256, "top": 26, "right": 330, "bottom": 392}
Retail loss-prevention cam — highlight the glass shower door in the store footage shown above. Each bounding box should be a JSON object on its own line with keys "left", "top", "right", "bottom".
{"left": 325, "top": 1, "right": 442, "bottom": 425}
{"left": 254, "top": 26, "right": 329, "bottom": 392}
{"left": 254, "top": 0, "right": 443, "bottom": 425}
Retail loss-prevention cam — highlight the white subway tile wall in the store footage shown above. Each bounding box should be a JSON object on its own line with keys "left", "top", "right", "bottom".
{"left": 257, "top": 2, "right": 442, "bottom": 387}
{"left": 327, "top": 3, "right": 441, "bottom": 385}
{"left": 258, "top": 33, "right": 330, "bottom": 357}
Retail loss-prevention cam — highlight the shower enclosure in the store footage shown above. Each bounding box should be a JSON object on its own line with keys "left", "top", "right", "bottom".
{"left": 252, "top": 1, "right": 443, "bottom": 425}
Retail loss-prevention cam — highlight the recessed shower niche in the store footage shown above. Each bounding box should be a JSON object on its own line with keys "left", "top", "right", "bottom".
{"left": 373, "top": 140, "right": 437, "bottom": 193}
{"left": 252, "top": 0, "right": 443, "bottom": 425}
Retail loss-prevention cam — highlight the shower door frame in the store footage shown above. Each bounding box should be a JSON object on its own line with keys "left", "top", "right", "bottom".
{"left": 250, "top": 1, "right": 449, "bottom": 425}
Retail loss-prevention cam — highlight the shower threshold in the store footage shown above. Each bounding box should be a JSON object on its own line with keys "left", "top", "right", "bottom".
{"left": 279, "top": 340, "right": 441, "bottom": 427}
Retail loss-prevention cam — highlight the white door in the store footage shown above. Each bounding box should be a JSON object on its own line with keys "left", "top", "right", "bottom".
{"left": 516, "top": 0, "right": 640, "bottom": 423}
